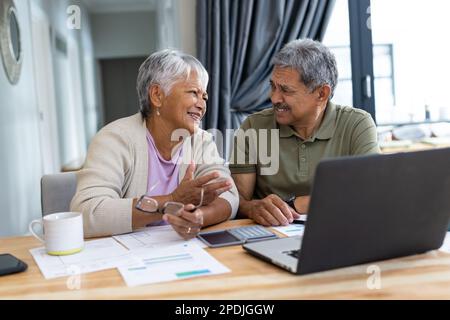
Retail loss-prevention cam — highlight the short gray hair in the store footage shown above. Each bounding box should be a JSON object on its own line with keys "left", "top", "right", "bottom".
{"left": 272, "top": 39, "right": 338, "bottom": 99}
{"left": 136, "top": 49, "right": 209, "bottom": 118}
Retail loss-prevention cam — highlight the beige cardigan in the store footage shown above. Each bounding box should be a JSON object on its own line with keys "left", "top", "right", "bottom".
{"left": 70, "top": 113, "right": 239, "bottom": 238}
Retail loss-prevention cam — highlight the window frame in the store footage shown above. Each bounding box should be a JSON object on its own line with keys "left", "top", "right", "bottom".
{"left": 348, "top": 0, "right": 376, "bottom": 122}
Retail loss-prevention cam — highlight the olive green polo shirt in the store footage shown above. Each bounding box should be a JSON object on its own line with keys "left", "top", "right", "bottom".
{"left": 229, "top": 102, "right": 380, "bottom": 200}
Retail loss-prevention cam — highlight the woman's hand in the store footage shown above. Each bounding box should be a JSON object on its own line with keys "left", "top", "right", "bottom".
{"left": 171, "top": 163, "right": 233, "bottom": 207}
{"left": 163, "top": 204, "right": 204, "bottom": 240}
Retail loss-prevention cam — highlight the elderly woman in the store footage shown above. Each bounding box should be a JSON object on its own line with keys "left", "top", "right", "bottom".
{"left": 71, "top": 49, "right": 239, "bottom": 239}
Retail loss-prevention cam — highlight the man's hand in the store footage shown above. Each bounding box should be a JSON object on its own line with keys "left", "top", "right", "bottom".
{"left": 172, "top": 163, "right": 232, "bottom": 207}
{"left": 246, "top": 194, "right": 301, "bottom": 226}
{"left": 294, "top": 196, "right": 310, "bottom": 214}
{"left": 163, "top": 204, "right": 204, "bottom": 240}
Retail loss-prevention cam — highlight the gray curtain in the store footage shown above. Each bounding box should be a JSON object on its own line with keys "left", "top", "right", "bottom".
{"left": 197, "top": 0, "right": 336, "bottom": 154}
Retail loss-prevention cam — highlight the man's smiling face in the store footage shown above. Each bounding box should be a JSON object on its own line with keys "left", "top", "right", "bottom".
{"left": 270, "top": 66, "right": 322, "bottom": 127}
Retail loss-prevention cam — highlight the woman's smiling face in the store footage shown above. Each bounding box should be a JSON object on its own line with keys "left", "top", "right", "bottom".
{"left": 158, "top": 71, "right": 208, "bottom": 135}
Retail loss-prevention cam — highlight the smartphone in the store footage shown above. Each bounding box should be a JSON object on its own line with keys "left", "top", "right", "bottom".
{"left": 0, "top": 254, "right": 28, "bottom": 276}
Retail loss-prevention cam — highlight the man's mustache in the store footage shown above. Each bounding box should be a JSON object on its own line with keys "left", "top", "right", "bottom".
{"left": 273, "top": 103, "right": 290, "bottom": 109}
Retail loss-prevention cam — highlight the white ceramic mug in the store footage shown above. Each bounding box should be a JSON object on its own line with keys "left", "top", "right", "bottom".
{"left": 29, "top": 212, "right": 84, "bottom": 256}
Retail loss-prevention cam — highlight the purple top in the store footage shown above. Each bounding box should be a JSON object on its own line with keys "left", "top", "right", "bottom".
{"left": 146, "top": 130, "right": 182, "bottom": 197}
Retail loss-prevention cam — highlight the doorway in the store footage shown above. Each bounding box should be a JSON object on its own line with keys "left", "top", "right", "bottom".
{"left": 100, "top": 57, "right": 146, "bottom": 125}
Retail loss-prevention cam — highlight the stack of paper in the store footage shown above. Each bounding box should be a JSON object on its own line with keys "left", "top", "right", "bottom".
{"left": 421, "top": 137, "right": 450, "bottom": 146}
{"left": 30, "top": 226, "right": 229, "bottom": 286}
{"left": 439, "top": 232, "right": 450, "bottom": 253}
{"left": 29, "top": 238, "right": 138, "bottom": 279}
{"left": 113, "top": 225, "right": 206, "bottom": 250}
{"left": 271, "top": 224, "right": 305, "bottom": 237}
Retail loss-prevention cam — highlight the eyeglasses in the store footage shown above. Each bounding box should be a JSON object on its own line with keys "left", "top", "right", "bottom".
{"left": 162, "top": 187, "right": 204, "bottom": 216}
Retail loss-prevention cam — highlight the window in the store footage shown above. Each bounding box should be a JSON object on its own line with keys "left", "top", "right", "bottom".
{"left": 324, "top": 0, "right": 450, "bottom": 125}
{"left": 373, "top": 44, "right": 396, "bottom": 115}
{"left": 325, "top": 43, "right": 395, "bottom": 112}
{"left": 372, "top": 0, "right": 450, "bottom": 124}
{"left": 323, "top": 0, "right": 352, "bottom": 107}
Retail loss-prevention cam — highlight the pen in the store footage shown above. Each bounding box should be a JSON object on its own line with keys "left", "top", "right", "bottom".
{"left": 292, "top": 220, "right": 305, "bottom": 225}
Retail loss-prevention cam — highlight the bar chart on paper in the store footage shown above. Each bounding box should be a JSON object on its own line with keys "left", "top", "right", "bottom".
{"left": 141, "top": 252, "right": 211, "bottom": 278}
{"left": 271, "top": 224, "right": 305, "bottom": 237}
{"left": 118, "top": 243, "right": 230, "bottom": 286}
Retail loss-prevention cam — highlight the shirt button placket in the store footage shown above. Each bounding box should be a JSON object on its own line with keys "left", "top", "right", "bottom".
{"left": 299, "top": 144, "right": 308, "bottom": 181}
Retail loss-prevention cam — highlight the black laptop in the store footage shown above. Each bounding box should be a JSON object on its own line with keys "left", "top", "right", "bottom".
{"left": 243, "top": 148, "right": 450, "bottom": 275}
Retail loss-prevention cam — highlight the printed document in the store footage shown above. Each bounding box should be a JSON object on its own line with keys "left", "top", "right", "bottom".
{"left": 118, "top": 243, "right": 230, "bottom": 286}
{"left": 113, "top": 225, "right": 206, "bottom": 250}
{"left": 271, "top": 224, "right": 305, "bottom": 237}
{"left": 30, "top": 238, "right": 138, "bottom": 279}
{"left": 439, "top": 232, "right": 450, "bottom": 253}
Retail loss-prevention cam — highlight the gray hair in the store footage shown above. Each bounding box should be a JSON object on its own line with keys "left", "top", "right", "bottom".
{"left": 136, "top": 49, "right": 209, "bottom": 118}
{"left": 272, "top": 39, "right": 338, "bottom": 99}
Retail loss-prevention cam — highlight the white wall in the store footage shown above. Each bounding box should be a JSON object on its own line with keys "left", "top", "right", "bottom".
{"left": 77, "top": 3, "right": 99, "bottom": 143}
{"left": 0, "top": 0, "right": 42, "bottom": 237}
{"left": 43, "top": 0, "right": 95, "bottom": 165}
{"left": 0, "top": 0, "right": 97, "bottom": 236}
{"left": 91, "top": 11, "right": 157, "bottom": 59}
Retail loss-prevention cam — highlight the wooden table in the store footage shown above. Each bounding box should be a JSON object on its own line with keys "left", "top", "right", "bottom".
{"left": 2, "top": 219, "right": 450, "bottom": 299}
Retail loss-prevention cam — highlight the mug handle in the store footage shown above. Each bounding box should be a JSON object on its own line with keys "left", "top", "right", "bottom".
{"left": 29, "top": 219, "right": 45, "bottom": 243}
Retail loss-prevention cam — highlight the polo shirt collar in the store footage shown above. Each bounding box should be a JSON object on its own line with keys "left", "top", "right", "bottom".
{"left": 279, "top": 121, "right": 296, "bottom": 138}
{"left": 314, "top": 101, "right": 337, "bottom": 140}
{"left": 278, "top": 101, "right": 337, "bottom": 140}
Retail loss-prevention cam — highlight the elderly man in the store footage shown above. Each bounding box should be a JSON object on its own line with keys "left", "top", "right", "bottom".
{"left": 230, "top": 39, "right": 380, "bottom": 227}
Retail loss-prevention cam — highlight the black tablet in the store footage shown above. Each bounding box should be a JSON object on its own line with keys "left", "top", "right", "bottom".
{"left": 197, "top": 230, "right": 244, "bottom": 248}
